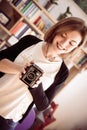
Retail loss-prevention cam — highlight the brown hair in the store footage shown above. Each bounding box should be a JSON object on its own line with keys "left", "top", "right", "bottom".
{"left": 44, "top": 17, "right": 87, "bottom": 46}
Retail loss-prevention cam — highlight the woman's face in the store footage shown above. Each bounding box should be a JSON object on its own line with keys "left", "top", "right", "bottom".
{"left": 51, "top": 30, "right": 82, "bottom": 55}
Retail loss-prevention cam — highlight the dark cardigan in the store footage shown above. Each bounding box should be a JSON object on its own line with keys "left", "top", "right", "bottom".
{"left": 0, "top": 35, "right": 69, "bottom": 121}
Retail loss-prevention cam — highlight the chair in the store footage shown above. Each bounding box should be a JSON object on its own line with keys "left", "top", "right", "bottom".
{"left": 30, "top": 101, "right": 58, "bottom": 130}
{"left": 15, "top": 109, "right": 36, "bottom": 130}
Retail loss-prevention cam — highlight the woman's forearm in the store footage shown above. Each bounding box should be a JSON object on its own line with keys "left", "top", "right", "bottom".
{"left": 0, "top": 58, "right": 24, "bottom": 74}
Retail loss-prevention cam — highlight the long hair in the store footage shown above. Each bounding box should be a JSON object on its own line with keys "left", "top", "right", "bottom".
{"left": 44, "top": 17, "right": 87, "bottom": 46}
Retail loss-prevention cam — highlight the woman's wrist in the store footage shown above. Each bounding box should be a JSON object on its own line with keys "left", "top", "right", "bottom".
{"left": 0, "top": 59, "right": 25, "bottom": 75}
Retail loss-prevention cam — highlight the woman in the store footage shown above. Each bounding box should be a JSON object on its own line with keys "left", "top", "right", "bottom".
{"left": 0, "top": 17, "right": 87, "bottom": 130}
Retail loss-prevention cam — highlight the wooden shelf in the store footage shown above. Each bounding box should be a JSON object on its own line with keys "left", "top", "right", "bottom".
{"left": 0, "top": 0, "right": 21, "bottom": 30}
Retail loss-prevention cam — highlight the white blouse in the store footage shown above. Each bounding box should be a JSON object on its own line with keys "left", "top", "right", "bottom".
{"left": 0, "top": 41, "right": 62, "bottom": 122}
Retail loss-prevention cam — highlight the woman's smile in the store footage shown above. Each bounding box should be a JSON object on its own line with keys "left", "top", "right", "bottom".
{"left": 57, "top": 42, "right": 65, "bottom": 50}
{"left": 52, "top": 30, "right": 82, "bottom": 54}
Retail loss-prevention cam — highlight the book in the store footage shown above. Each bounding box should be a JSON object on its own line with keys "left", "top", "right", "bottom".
{"left": 16, "top": 1, "right": 26, "bottom": 11}
{"left": 7, "top": 35, "right": 18, "bottom": 46}
{"left": 34, "top": 17, "right": 45, "bottom": 31}
{"left": 14, "top": 0, "right": 22, "bottom": 6}
{"left": 21, "top": 0, "right": 32, "bottom": 14}
{"left": 27, "top": 6, "right": 39, "bottom": 19}
{"left": 33, "top": 16, "right": 41, "bottom": 25}
{"left": 14, "top": 22, "right": 28, "bottom": 37}
{"left": 77, "top": 54, "right": 87, "bottom": 67}
{"left": 19, "top": 28, "right": 38, "bottom": 39}
{"left": 29, "top": 30, "right": 37, "bottom": 36}
{"left": 20, "top": 28, "right": 32, "bottom": 38}
{"left": 23, "top": 3, "right": 37, "bottom": 16}
{"left": 29, "top": 10, "right": 41, "bottom": 23}
{"left": 24, "top": 0, "right": 31, "bottom": 5}
{"left": 10, "top": 21, "right": 24, "bottom": 34}
{"left": 72, "top": 50, "right": 86, "bottom": 64}
{"left": 16, "top": 25, "right": 29, "bottom": 39}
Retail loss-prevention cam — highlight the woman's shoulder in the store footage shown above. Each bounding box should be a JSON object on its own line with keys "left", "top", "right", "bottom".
{"left": 60, "top": 61, "right": 69, "bottom": 75}
{"left": 55, "top": 61, "right": 69, "bottom": 83}
{"left": 0, "top": 35, "right": 42, "bottom": 60}
{"left": 19, "top": 35, "right": 42, "bottom": 44}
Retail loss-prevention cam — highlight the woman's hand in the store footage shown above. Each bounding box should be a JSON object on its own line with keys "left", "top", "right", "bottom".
{"left": 31, "top": 75, "right": 44, "bottom": 88}
{"left": 20, "top": 62, "right": 44, "bottom": 88}
{"left": 0, "top": 58, "right": 31, "bottom": 76}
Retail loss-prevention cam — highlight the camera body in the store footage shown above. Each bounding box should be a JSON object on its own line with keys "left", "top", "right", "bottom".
{"left": 20, "top": 64, "right": 43, "bottom": 87}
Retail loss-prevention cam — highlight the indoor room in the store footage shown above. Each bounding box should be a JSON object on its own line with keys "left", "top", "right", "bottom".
{"left": 0, "top": 0, "right": 87, "bottom": 130}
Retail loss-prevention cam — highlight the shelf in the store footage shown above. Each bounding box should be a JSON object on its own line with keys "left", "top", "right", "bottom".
{"left": 10, "top": 1, "right": 44, "bottom": 38}
{"left": 70, "top": 49, "right": 87, "bottom": 69}
{"left": 64, "top": 66, "right": 80, "bottom": 85}
{"left": 17, "top": 0, "right": 56, "bottom": 33}
{"left": 0, "top": 41, "right": 7, "bottom": 51}
{"left": 81, "top": 41, "right": 87, "bottom": 53}
{"left": 0, "top": 26, "right": 10, "bottom": 41}
{"left": 33, "top": 0, "right": 57, "bottom": 24}
{"left": 0, "top": 0, "right": 21, "bottom": 30}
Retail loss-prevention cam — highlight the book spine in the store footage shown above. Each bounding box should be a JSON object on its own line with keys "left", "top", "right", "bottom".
{"left": 34, "top": 16, "right": 41, "bottom": 24}
{"left": 16, "top": 25, "right": 29, "bottom": 39}
{"left": 21, "top": 0, "right": 32, "bottom": 14}
{"left": 24, "top": 0, "right": 31, "bottom": 5}
{"left": 7, "top": 35, "right": 18, "bottom": 46}
{"left": 27, "top": 6, "right": 39, "bottom": 19}
{"left": 16, "top": 1, "right": 25, "bottom": 11}
{"left": 23, "top": 3, "right": 36, "bottom": 16}
{"left": 77, "top": 54, "right": 87, "bottom": 67}
{"left": 29, "top": 10, "right": 41, "bottom": 23}
{"left": 14, "top": 23, "right": 27, "bottom": 36}
{"left": 10, "top": 21, "right": 24, "bottom": 34}
{"left": 72, "top": 51, "right": 86, "bottom": 64}
{"left": 20, "top": 28, "right": 32, "bottom": 38}
{"left": 14, "top": 0, "right": 22, "bottom": 6}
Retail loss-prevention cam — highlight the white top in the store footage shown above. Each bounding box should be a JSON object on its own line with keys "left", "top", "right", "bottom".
{"left": 0, "top": 41, "right": 62, "bottom": 122}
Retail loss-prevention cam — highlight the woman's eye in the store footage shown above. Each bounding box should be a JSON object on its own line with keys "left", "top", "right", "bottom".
{"left": 69, "top": 42, "right": 77, "bottom": 46}
{"left": 69, "top": 42, "right": 73, "bottom": 46}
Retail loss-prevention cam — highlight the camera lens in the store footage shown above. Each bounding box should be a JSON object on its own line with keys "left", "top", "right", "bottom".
{"left": 27, "top": 72, "right": 36, "bottom": 81}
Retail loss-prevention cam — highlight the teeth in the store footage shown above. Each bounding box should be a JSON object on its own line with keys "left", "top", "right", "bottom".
{"left": 59, "top": 46, "right": 63, "bottom": 50}
{"left": 58, "top": 44, "right": 63, "bottom": 50}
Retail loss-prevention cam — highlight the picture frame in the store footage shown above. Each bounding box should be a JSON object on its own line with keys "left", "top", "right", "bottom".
{"left": 0, "top": 10, "right": 10, "bottom": 26}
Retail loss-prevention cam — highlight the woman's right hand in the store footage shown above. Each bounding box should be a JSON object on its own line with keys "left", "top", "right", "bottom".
{"left": 20, "top": 62, "right": 44, "bottom": 88}
{"left": 0, "top": 58, "right": 31, "bottom": 76}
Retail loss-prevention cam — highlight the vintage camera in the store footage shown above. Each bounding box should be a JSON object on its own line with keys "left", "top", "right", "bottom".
{"left": 20, "top": 64, "right": 43, "bottom": 87}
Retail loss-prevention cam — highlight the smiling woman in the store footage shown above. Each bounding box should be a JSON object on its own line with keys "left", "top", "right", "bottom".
{"left": 43, "top": 30, "right": 82, "bottom": 62}
{"left": 43, "top": 17, "right": 87, "bottom": 60}
{"left": 0, "top": 17, "right": 87, "bottom": 130}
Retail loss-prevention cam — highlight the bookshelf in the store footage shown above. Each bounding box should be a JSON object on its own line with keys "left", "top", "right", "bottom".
{"left": 0, "top": 0, "right": 87, "bottom": 85}
{"left": 0, "top": 0, "right": 21, "bottom": 30}
{"left": 64, "top": 43, "right": 87, "bottom": 85}
{"left": 70, "top": 49, "right": 87, "bottom": 69}
{"left": 0, "top": 0, "right": 44, "bottom": 49}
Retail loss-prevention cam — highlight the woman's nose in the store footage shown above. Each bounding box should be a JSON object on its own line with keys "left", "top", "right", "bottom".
{"left": 61, "top": 39, "right": 69, "bottom": 48}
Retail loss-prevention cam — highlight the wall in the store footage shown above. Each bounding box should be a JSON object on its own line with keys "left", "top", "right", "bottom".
{"left": 39, "top": 0, "right": 87, "bottom": 23}
{"left": 44, "top": 70, "right": 87, "bottom": 130}
{"left": 36, "top": 1, "right": 87, "bottom": 130}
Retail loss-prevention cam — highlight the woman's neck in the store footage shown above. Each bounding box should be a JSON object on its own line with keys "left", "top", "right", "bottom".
{"left": 42, "top": 42, "right": 62, "bottom": 62}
